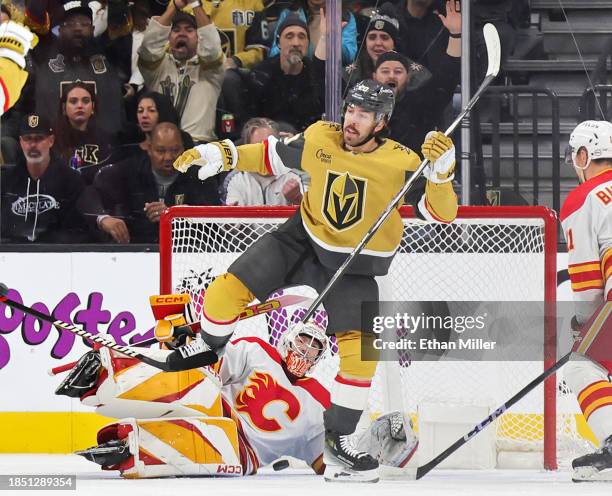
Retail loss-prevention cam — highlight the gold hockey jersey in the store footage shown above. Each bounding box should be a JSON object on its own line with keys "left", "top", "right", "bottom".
{"left": 202, "top": 0, "right": 268, "bottom": 69}
{"left": 236, "top": 121, "right": 458, "bottom": 275}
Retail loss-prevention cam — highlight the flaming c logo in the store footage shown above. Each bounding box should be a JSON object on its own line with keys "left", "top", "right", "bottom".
{"left": 235, "top": 371, "right": 301, "bottom": 432}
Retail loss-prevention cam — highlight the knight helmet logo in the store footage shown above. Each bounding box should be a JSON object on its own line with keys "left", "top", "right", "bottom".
{"left": 234, "top": 371, "right": 300, "bottom": 432}
{"left": 28, "top": 115, "right": 39, "bottom": 128}
{"left": 323, "top": 171, "right": 366, "bottom": 230}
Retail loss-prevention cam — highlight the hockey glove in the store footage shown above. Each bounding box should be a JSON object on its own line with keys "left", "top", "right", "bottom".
{"left": 0, "top": 21, "right": 36, "bottom": 69}
{"left": 421, "top": 131, "right": 456, "bottom": 184}
{"left": 173, "top": 140, "right": 238, "bottom": 180}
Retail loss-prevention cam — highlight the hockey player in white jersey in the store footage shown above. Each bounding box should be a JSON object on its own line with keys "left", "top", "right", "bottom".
{"left": 55, "top": 298, "right": 417, "bottom": 479}
{"left": 561, "top": 120, "right": 612, "bottom": 482}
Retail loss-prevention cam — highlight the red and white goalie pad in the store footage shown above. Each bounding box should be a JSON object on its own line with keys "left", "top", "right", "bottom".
{"left": 96, "top": 417, "right": 242, "bottom": 478}
{"left": 82, "top": 346, "right": 223, "bottom": 420}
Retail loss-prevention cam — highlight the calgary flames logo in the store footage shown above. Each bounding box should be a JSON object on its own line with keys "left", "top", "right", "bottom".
{"left": 323, "top": 171, "right": 366, "bottom": 230}
{"left": 234, "top": 371, "right": 300, "bottom": 432}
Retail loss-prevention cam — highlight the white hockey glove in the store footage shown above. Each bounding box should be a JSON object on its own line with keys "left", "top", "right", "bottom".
{"left": 421, "top": 131, "right": 456, "bottom": 184}
{"left": 0, "top": 21, "right": 36, "bottom": 69}
{"left": 357, "top": 411, "right": 418, "bottom": 467}
{"left": 173, "top": 140, "right": 238, "bottom": 181}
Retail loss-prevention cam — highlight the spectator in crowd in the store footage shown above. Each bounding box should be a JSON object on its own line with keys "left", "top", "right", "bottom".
{"left": 115, "top": 91, "right": 194, "bottom": 161}
{"left": 0, "top": 114, "right": 89, "bottom": 243}
{"left": 24, "top": 0, "right": 127, "bottom": 135}
{"left": 373, "top": 50, "right": 458, "bottom": 152}
{"left": 138, "top": 0, "right": 224, "bottom": 143}
{"left": 1, "top": 3, "right": 11, "bottom": 23}
{"left": 92, "top": 123, "right": 220, "bottom": 243}
{"left": 389, "top": 0, "right": 461, "bottom": 77}
{"left": 52, "top": 81, "right": 115, "bottom": 184}
{"left": 268, "top": 0, "right": 357, "bottom": 65}
{"left": 221, "top": 118, "right": 303, "bottom": 206}
{"left": 244, "top": 14, "right": 324, "bottom": 132}
{"left": 211, "top": 0, "right": 270, "bottom": 134}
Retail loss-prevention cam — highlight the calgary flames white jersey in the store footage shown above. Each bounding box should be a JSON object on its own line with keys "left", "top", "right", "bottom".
{"left": 560, "top": 169, "right": 612, "bottom": 323}
{"left": 217, "top": 337, "right": 329, "bottom": 474}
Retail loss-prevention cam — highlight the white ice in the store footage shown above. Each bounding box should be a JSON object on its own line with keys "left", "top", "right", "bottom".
{"left": 0, "top": 455, "right": 609, "bottom": 496}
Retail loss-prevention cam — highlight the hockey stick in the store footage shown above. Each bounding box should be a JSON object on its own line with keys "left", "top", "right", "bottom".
{"left": 414, "top": 352, "right": 572, "bottom": 479}
{"left": 0, "top": 283, "right": 310, "bottom": 373}
{"left": 301, "top": 23, "right": 501, "bottom": 323}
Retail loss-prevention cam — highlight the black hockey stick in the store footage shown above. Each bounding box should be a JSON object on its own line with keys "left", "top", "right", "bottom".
{"left": 414, "top": 352, "right": 572, "bottom": 479}
{"left": 0, "top": 283, "right": 310, "bottom": 373}
{"left": 300, "top": 23, "right": 501, "bottom": 323}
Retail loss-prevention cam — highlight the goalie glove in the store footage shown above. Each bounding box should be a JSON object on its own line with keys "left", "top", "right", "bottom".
{"left": 421, "top": 131, "right": 456, "bottom": 184}
{"left": 0, "top": 21, "right": 36, "bottom": 69}
{"left": 173, "top": 140, "right": 238, "bottom": 180}
{"left": 356, "top": 411, "right": 418, "bottom": 468}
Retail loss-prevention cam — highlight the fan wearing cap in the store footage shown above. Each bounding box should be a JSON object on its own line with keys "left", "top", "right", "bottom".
{"left": 559, "top": 120, "right": 612, "bottom": 482}
{"left": 138, "top": 0, "right": 223, "bottom": 143}
{"left": 0, "top": 114, "right": 90, "bottom": 243}
{"left": 23, "top": 0, "right": 127, "bottom": 135}
{"left": 172, "top": 78, "right": 457, "bottom": 482}
{"left": 243, "top": 13, "right": 324, "bottom": 132}
{"left": 373, "top": 49, "right": 459, "bottom": 153}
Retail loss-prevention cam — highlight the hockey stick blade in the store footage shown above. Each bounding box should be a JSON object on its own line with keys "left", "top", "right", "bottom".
{"left": 414, "top": 352, "right": 571, "bottom": 479}
{"left": 483, "top": 23, "right": 501, "bottom": 78}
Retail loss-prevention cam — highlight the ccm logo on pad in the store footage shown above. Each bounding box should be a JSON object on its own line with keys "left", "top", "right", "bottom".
{"left": 216, "top": 465, "right": 242, "bottom": 474}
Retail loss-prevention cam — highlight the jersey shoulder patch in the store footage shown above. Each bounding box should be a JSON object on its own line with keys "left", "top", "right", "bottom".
{"left": 560, "top": 170, "right": 612, "bottom": 222}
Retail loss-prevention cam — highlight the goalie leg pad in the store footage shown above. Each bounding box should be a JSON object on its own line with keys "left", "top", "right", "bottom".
{"left": 81, "top": 417, "right": 243, "bottom": 478}
{"left": 356, "top": 412, "right": 418, "bottom": 468}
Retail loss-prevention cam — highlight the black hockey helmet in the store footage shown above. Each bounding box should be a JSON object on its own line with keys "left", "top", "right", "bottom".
{"left": 342, "top": 79, "right": 395, "bottom": 124}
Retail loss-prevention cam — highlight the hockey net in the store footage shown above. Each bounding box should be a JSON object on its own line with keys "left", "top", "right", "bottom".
{"left": 159, "top": 205, "right": 589, "bottom": 470}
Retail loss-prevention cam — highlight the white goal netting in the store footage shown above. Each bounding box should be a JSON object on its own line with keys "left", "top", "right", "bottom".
{"left": 160, "top": 206, "right": 591, "bottom": 469}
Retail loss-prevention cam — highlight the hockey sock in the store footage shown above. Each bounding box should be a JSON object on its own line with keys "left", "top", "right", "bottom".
{"left": 201, "top": 273, "right": 255, "bottom": 348}
{"left": 325, "top": 331, "right": 378, "bottom": 434}
{"left": 565, "top": 360, "right": 612, "bottom": 442}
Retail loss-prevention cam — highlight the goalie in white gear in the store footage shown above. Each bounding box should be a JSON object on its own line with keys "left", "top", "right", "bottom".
{"left": 560, "top": 120, "right": 612, "bottom": 482}
{"left": 55, "top": 298, "right": 417, "bottom": 478}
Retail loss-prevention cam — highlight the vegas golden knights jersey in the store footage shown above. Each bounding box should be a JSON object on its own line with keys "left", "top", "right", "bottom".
{"left": 235, "top": 121, "right": 458, "bottom": 275}
{"left": 202, "top": 0, "right": 268, "bottom": 69}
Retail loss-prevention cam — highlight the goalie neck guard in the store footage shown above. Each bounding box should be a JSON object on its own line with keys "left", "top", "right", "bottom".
{"left": 277, "top": 321, "right": 328, "bottom": 378}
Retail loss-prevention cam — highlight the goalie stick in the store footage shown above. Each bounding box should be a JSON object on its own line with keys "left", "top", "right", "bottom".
{"left": 301, "top": 23, "right": 501, "bottom": 323}
{"left": 0, "top": 283, "right": 311, "bottom": 373}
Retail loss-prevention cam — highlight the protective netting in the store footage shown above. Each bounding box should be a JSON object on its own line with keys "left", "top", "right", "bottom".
{"left": 161, "top": 207, "right": 591, "bottom": 468}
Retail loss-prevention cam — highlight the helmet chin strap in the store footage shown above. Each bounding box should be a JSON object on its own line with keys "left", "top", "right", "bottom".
{"left": 573, "top": 151, "right": 591, "bottom": 184}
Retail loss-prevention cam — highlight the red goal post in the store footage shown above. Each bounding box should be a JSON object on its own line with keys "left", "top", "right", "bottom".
{"left": 160, "top": 205, "right": 560, "bottom": 470}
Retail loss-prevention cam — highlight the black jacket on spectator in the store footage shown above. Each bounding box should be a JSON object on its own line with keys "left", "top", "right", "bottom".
{"left": 390, "top": 2, "right": 450, "bottom": 74}
{"left": 25, "top": 35, "right": 126, "bottom": 136}
{"left": 0, "top": 155, "right": 89, "bottom": 243}
{"left": 245, "top": 55, "right": 324, "bottom": 132}
{"left": 388, "top": 54, "right": 460, "bottom": 153}
{"left": 52, "top": 124, "right": 115, "bottom": 184}
{"left": 92, "top": 155, "right": 221, "bottom": 243}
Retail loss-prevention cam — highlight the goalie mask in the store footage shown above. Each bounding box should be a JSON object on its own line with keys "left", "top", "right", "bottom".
{"left": 565, "top": 120, "right": 612, "bottom": 182}
{"left": 277, "top": 321, "right": 328, "bottom": 377}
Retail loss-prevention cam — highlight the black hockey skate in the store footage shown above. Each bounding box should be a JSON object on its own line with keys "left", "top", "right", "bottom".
{"left": 572, "top": 435, "right": 612, "bottom": 482}
{"left": 324, "top": 430, "right": 379, "bottom": 483}
{"left": 76, "top": 439, "right": 131, "bottom": 468}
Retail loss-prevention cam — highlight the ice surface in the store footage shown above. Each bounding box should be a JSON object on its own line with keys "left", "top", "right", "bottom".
{"left": 0, "top": 455, "right": 609, "bottom": 496}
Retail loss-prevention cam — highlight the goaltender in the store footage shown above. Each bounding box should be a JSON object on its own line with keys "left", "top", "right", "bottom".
{"left": 172, "top": 79, "right": 458, "bottom": 482}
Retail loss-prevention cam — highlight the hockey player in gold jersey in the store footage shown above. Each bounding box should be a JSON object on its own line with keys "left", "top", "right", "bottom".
{"left": 0, "top": 21, "right": 35, "bottom": 116}
{"left": 173, "top": 79, "right": 457, "bottom": 482}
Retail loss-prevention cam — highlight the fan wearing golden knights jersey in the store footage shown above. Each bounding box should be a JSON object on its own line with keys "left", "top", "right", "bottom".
{"left": 560, "top": 120, "right": 612, "bottom": 482}
{"left": 173, "top": 79, "right": 457, "bottom": 482}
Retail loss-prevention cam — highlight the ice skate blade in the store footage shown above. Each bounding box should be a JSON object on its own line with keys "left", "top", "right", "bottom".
{"left": 323, "top": 465, "right": 379, "bottom": 483}
{"left": 572, "top": 466, "right": 612, "bottom": 482}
